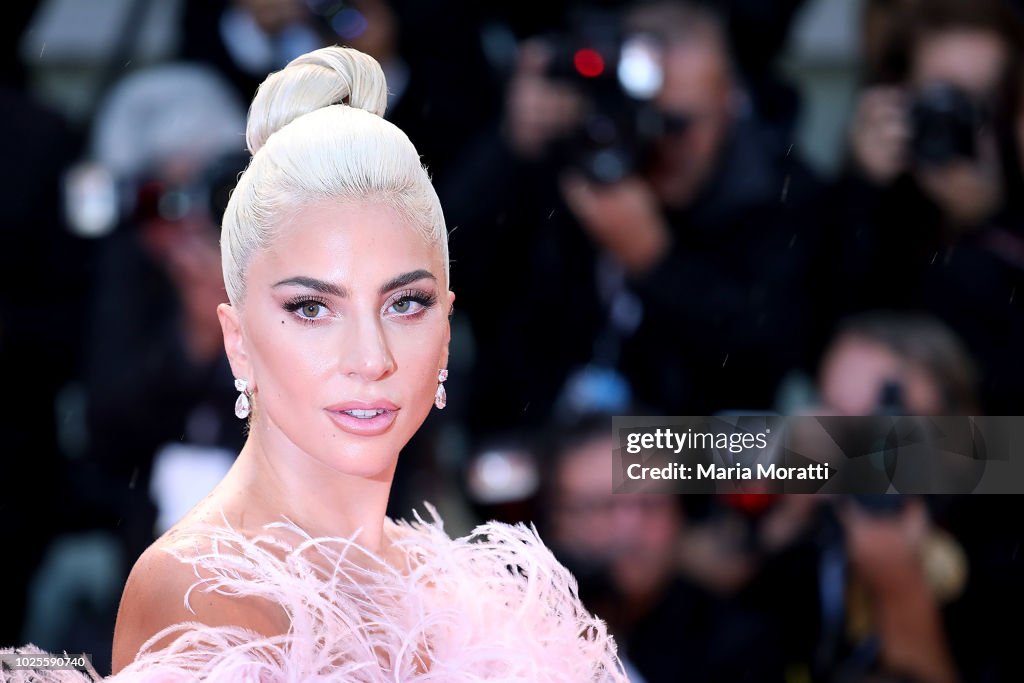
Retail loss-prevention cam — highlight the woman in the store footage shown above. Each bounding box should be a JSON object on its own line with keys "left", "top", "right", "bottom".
{"left": 2, "top": 46, "right": 628, "bottom": 682}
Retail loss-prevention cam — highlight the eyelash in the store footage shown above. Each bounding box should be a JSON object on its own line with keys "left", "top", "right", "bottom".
{"left": 282, "top": 295, "right": 330, "bottom": 326}
{"left": 282, "top": 289, "right": 438, "bottom": 326}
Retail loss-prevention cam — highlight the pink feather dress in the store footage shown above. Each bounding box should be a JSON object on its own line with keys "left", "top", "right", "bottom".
{"left": 2, "top": 505, "right": 630, "bottom": 682}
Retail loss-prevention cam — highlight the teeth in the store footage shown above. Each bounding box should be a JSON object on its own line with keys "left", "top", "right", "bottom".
{"left": 343, "top": 409, "right": 385, "bottom": 418}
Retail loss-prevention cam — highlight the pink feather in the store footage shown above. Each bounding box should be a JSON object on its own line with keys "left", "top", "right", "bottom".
{"left": 2, "top": 505, "right": 630, "bottom": 682}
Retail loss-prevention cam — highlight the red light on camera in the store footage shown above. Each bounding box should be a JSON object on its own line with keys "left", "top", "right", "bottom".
{"left": 721, "top": 492, "right": 780, "bottom": 516}
{"left": 574, "top": 48, "right": 604, "bottom": 78}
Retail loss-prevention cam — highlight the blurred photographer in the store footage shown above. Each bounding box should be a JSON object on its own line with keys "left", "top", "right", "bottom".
{"left": 444, "top": 0, "right": 825, "bottom": 440}
{"left": 832, "top": 0, "right": 1024, "bottom": 413}
{"left": 849, "top": 0, "right": 1015, "bottom": 226}
{"left": 540, "top": 413, "right": 786, "bottom": 683}
{"left": 816, "top": 311, "right": 980, "bottom": 417}
{"left": 79, "top": 64, "right": 249, "bottom": 564}
{"left": 806, "top": 311, "right": 1024, "bottom": 682}
{"left": 182, "top": 0, "right": 498, "bottom": 182}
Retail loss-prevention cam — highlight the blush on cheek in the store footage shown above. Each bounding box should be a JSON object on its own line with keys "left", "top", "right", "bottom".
{"left": 415, "top": 369, "right": 440, "bottom": 410}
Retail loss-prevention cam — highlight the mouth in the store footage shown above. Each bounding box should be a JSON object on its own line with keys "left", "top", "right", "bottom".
{"left": 325, "top": 401, "right": 400, "bottom": 436}
{"left": 340, "top": 408, "right": 389, "bottom": 419}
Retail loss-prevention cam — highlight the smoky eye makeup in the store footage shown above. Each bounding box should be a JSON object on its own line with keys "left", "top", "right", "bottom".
{"left": 384, "top": 288, "right": 438, "bottom": 317}
{"left": 278, "top": 286, "right": 439, "bottom": 326}
{"left": 380, "top": 286, "right": 436, "bottom": 321}
{"left": 282, "top": 295, "right": 332, "bottom": 325}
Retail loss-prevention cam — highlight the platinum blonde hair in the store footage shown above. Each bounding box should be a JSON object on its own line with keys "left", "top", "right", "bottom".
{"left": 221, "top": 46, "right": 449, "bottom": 306}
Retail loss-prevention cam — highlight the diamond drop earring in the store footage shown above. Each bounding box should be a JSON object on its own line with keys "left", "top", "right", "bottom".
{"left": 434, "top": 368, "right": 448, "bottom": 410}
{"left": 234, "top": 378, "right": 253, "bottom": 419}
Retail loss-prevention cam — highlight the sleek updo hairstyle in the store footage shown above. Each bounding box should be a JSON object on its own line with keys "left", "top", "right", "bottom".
{"left": 221, "top": 46, "right": 449, "bottom": 306}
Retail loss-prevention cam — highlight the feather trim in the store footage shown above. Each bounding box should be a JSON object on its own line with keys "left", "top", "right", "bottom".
{"left": 4, "top": 505, "right": 630, "bottom": 682}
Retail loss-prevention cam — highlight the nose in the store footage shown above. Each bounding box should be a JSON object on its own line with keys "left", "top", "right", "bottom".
{"left": 339, "top": 313, "right": 396, "bottom": 381}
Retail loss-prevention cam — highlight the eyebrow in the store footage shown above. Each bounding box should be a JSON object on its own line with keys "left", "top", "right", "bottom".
{"left": 272, "top": 269, "right": 436, "bottom": 297}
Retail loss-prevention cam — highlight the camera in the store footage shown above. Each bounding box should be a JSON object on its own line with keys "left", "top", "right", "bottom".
{"left": 131, "top": 151, "right": 250, "bottom": 228}
{"left": 909, "top": 82, "right": 990, "bottom": 167}
{"left": 542, "top": 9, "right": 676, "bottom": 184}
{"left": 64, "top": 150, "right": 250, "bottom": 238}
{"left": 849, "top": 380, "right": 910, "bottom": 516}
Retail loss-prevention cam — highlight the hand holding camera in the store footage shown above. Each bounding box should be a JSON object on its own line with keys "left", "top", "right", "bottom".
{"left": 839, "top": 495, "right": 930, "bottom": 594}
{"left": 849, "top": 85, "right": 910, "bottom": 185}
{"left": 560, "top": 173, "right": 670, "bottom": 274}
{"left": 850, "top": 81, "right": 1001, "bottom": 227}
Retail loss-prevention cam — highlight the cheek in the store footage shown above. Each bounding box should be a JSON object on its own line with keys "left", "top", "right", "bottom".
{"left": 688, "top": 123, "right": 722, "bottom": 164}
{"left": 904, "top": 373, "right": 944, "bottom": 415}
{"left": 243, "top": 317, "right": 343, "bottom": 430}
{"left": 246, "top": 311, "right": 447, "bottom": 413}
{"left": 822, "top": 371, "right": 874, "bottom": 415}
{"left": 252, "top": 319, "right": 334, "bottom": 392}
{"left": 387, "top": 321, "right": 447, "bottom": 396}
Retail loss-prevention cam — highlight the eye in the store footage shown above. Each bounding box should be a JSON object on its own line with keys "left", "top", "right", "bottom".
{"left": 386, "top": 290, "right": 437, "bottom": 317}
{"left": 300, "top": 302, "right": 325, "bottom": 319}
{"left": 283, "top": 297, "right": 331, "bottom": 322}
{"left": 389, "top": 298, "right": 418, "bottom": 315}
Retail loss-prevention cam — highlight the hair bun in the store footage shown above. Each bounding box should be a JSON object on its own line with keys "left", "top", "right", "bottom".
{"left": 245, "top": 46, "right": 389, "bottom": 154}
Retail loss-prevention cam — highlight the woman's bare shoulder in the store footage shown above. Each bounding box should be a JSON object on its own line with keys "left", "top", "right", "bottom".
{"left": 110, "top": 523, "right": 290, "bottom": 674}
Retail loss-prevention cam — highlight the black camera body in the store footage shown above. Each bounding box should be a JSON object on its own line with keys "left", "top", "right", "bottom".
{"left": 910, "top": 82, "right": 989, "bottom": 167}
{"left": 851, "top": 380, "right": 910, "bottom": 516}
{"left": 64, "top": 149, "right": 250, "bottom": 238}
{"left": 132, "top": 150, "right": 251, "bottom": 228}
{"left": 543, "top": 10, "right": 669, "bottom": 184}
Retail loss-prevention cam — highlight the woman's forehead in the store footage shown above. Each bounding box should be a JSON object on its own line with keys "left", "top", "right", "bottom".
{"left": 250, "top": 200, "right": 443, "bottom": 283}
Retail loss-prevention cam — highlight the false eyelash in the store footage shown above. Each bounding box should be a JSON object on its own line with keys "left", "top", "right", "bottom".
{"left": 281, "top": 290, "right": 438, "bottom": 326}
{"left": 282, "top": 295, "right": 330, "bottom": 312}
{"left": 388, "top": 288, "right": 438, "bottom": 311}
{"left": 283, "top": 296, "right": 331, "bottom": 326}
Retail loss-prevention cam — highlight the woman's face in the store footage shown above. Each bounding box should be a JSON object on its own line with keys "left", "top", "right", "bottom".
{"left": 224, "top": 200, "right": 452, "bottom": 479}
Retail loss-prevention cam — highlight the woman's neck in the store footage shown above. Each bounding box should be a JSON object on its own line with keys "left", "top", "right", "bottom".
{"left": 220, "top": 416, "right": 397, "bottom": 554}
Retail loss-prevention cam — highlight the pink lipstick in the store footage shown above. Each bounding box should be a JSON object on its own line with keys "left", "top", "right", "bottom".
{"left": 325, "top": 400, "right": 399, "bottom": 436}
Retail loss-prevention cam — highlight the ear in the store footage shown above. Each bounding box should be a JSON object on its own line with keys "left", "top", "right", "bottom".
{"left": 440, "top": 290, "right": 455, "bottom": 369}
{"left": 218, "top": 303, "right": 252, "bottom": 385}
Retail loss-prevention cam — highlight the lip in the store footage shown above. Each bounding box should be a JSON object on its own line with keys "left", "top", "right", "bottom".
{"left": 327, "top": 399, "right": 400, "bottom": 412}
{"left": 325, "top": 400, "right": 400, "bottom": 437}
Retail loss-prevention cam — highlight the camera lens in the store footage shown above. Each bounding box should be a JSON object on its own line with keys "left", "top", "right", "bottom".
{"left": 910, "top": 83, "right": 986, "bottom": 166}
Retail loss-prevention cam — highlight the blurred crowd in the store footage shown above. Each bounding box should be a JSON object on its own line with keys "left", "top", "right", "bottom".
{"left": 1, "top": 0, "right": 1022, "bottom": 681}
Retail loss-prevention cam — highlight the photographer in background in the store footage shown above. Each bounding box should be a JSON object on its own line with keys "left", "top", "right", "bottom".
{"left": 444, "top": 0, "right": 825, "bottom": 443}
{"left": 831, "top": 0, "right": 1024, "bottom": 414}
{"left": 182, "top": 0, "right": 498, "bottom": 182}
{"left": 808, "top": 311, "right": 1018, "bottom": 683}
{"left": 816, "top": 311, "right": 980, "bottom": 417}
{"left": 539, "top": 413, "right": 786, "bottom": 683}
{"left": 81, "top": 64, "right": 249, "bottom": 565}
{"left": 0, "top": 3, "right": 88, "bottom": 649}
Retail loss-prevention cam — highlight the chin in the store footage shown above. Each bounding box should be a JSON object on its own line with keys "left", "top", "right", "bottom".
{"left": 312, "top": 409, "right": 421, "bottom": 479}
{"left": 307, "top": 436, "right": 401, "bottom": 480}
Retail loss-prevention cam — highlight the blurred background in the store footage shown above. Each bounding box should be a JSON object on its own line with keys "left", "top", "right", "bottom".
{"left": 1, "top": 0, "right": 1022, "bottom": 681}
